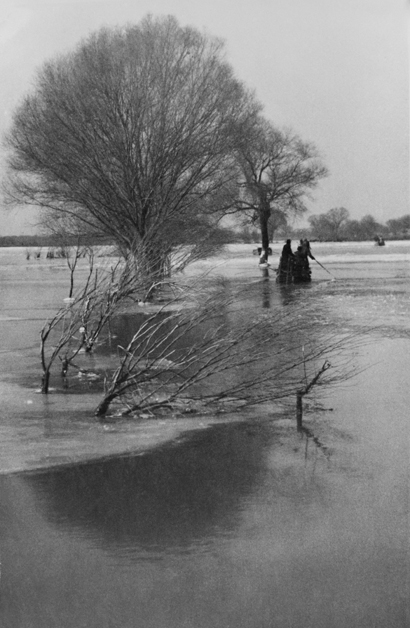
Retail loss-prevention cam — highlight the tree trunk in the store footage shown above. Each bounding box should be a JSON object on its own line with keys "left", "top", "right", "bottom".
{"left": 41, "top": 369, "right": 51, "bottom": 394}
{"left": 95, "top": 392, "right": 118, "bottom": 418}
{"left": 259, "top": 208, "right": 271, "bottom": 262}
{"left": 69, "top": 271, "right": 74, "bottom": 298}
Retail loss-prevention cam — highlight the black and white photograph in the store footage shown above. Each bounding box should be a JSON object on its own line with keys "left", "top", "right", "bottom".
{"left": 0, "top": 1, "right": 409, "bottom": 626}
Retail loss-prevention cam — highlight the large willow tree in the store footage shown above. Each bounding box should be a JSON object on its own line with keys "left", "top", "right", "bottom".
{"left": 4, "top": 15, "right": 258, "bottom": 276}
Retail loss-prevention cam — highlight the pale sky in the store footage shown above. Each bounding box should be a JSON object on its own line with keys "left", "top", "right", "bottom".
{"left": 0, "top": 0, "right": 408, "bottom": 234}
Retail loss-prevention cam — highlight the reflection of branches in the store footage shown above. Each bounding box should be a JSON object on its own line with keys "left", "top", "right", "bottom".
{"left": 302, "top": 426, "right": 331, "bottom": 461}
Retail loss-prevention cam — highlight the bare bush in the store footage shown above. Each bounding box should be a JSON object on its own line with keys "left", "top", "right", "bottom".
{"left": 39, "top": 253, "right": 146, "bottom": 393}
{"left": 94, "top": 282, "right": 365, "bottom": 418}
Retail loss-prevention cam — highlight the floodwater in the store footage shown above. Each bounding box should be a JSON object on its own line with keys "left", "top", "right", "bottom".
{"left": 0, "top": 242, "right": 409, "bottom": 627}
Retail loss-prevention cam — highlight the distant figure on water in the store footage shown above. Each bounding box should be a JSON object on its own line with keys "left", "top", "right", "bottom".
{"left": 374, "top": 235, "right": 385, "bottom": 246}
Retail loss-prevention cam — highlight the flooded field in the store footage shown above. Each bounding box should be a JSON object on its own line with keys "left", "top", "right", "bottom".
{"left": 0, "top": 241, "right": 409, "bottom": 627}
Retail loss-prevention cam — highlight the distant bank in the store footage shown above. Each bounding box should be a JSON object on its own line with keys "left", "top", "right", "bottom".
{"left": 0, "top": 235, "right": 114, "bottom": 248}
{"left": 1, "top": 234, "right": 410, "bottom": 249}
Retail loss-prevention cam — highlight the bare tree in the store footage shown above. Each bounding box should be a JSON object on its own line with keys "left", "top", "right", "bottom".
{"left": 295, "top": 359, "right": 331, "bottom": 430}
{"left": 4, "top": 15, "right": 259, "bottom": 279}
{"left": 40, "top": 260, "right": 94, "bottom": 394}
{"left": 231, "top": 117, "right": 327, "bottom": 261}
{"left": 60, "top": 242, "right": 91, "bottom": 298}
{"left": 39, "top": 253, "right": 146, "bottom": 393}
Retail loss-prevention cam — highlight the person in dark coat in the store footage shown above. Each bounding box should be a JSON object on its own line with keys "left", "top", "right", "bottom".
{"left": 293, "top": 243, "right": 312, "bottom": 282}
{"left": 276, "top": 239, "right": 295, "bottom": 283}
{"left": 300, "top": 238, "right": 314, "bottom": 260}
{"left": 282, "top": 239, "right": 295, "bottom": 260}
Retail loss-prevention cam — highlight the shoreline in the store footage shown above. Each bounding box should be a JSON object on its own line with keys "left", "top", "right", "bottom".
{"left": 0, "top": 404, "right": 286, "bottom": 476}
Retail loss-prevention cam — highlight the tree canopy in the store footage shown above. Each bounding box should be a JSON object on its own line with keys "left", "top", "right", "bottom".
{"left": 4, "top": 15, "right": 258, "bottom": 273}
{"left": 232, "top": 118, "right": 327, "bottom": 258}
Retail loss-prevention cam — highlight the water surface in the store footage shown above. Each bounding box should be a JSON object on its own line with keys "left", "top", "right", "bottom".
{"left": 0, "top": 242, "right": 409, "bottom": 627}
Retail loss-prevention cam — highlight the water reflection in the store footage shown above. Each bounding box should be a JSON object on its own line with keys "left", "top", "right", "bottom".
{"left": 0, "top": 420, "right": 284, "bottom": 627}
{"left": 1, "top": 345, "right": 409, "bottom": 627}
{"left": 278, "top": 283, "right": 297, "bottom": 306}
{"left": 260, "top": 272, "right": 271, "bottom": 308}
{"left": 1, "top": 246, "right": 409, "bottom": 628}
{"left": 19, "top": 421, "right": 275, "bottom": 553}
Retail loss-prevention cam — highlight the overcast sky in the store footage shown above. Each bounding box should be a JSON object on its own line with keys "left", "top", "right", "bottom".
{"left": 0, "top": 0, "right": 408, "bottom": 235}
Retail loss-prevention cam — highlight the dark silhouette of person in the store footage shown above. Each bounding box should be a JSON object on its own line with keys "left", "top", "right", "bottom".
{"left": 282, "top": 239, "right": 295, "bottom": 260}
{"left": 300, "top": 238, "right": 314, "bottom": 260}
{"left": 293, "top": 243, "right": 312, "bottom": 282}
{"left": 276, "top": 239, "right": 295, "bottom": 283}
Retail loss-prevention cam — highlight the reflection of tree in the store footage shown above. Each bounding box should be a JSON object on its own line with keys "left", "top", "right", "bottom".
{"left": 261, "top": 269, "right": 271, "bottom": 308}
{"left": 22, "top": 422, "right": 274, "bottom": 552}
{"left": 278, "top": 283, "right": 307, "bottom": 306}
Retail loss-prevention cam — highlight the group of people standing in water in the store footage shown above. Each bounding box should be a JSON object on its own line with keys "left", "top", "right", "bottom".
{"left": 276, "top": 238, "right": 315, "bottom": 283}
{"left": 257, "top": 238, "right": 315, "bottom": 283}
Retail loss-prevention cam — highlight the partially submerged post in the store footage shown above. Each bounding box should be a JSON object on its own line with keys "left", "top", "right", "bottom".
{"left": 295, "top": 360, "right": 331, "bottom": 431}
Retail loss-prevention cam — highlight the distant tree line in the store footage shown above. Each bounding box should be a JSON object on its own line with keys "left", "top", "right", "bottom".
{"left": 307, "top": 208, "right": 410, "bottom": 241}
{"left": 3, "top": 209, "right": 408, "bottom": 249}
{"left": 234, "top": 208, "right": 410, "bottom": 243}
{"left": 0, "top": 225, "right": 241, "bottom": 249}
{"left": 0, "top": 234, "right": 114, "bottom": 248}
